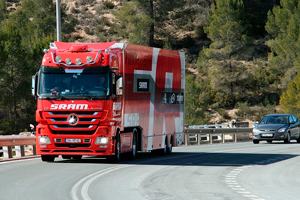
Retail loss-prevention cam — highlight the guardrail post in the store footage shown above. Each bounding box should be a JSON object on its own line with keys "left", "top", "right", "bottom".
{"left": 185, "top": 134, "right": 188, "bottom": 146}
{"left": 209, "top": 134, "right": 213, "bottom": 144}
{"left": 20, "top": 145, "right": 25, "bottom": 157}
{"left": 32, "top": 145, "right": 37, "bottom": 155}
{"left": 233, "top": 134, "right": 237, "bottom": 143}
{"left": 3, "top": 146, "right": 13, "bottom": 158}
{"left": 197, "top": 134, "right": 201, "bottom": 145}
{"left": 14, "top": 146, "right": 21, "bottom": 157}
{"left": 222, "top": 134, "right": 225, "bottom": 143}
{"left": 3, "top": 146, "right": 8, "bottom": 158}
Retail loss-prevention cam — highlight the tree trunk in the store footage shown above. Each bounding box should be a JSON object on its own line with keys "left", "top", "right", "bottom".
{"left": 149, "top": 0, "right": 154, "bottom": 46}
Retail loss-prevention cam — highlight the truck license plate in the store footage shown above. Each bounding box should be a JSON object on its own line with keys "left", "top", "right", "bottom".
{"left": 65, "top": 139, "right": 81, "bottom": 143}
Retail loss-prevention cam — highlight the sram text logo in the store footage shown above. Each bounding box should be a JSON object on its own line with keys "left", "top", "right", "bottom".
{"left": 50, "top": 104, "right": 88, "bottom": 110}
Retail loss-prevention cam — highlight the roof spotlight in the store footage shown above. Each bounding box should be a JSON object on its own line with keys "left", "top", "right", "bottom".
{"left": 66, "top": 58, "right": 72, "bottom": 65}
{"left": 55, "top": 56, "right": 62, "bottom": 63}
{"left": 86, "top": 56, "right": 93, "bottom": 63}
{"left": 76, "top": 58, "right": 82, "bottom": 65}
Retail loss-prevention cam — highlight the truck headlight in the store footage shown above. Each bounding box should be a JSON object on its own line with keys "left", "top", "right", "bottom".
{"left": 95, "top": 137, "right": 108, "bottom": 144}
{"left": 38, "top": 136, "right": 51, "bottom": 144}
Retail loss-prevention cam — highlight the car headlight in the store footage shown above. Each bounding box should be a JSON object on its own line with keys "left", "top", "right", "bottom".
{"left": 95, "top": 137, "right": 109, "bottom": 144}
{"left": 38, "top": 136, "right": 51, "bottom": 144}
{"left": 278, "top": 128, "right": 286, "bottom": 133}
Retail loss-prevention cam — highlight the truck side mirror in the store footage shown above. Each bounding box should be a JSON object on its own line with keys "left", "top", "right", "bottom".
{"left": 31, "top": 74, "right": 38, "bottom": 96}
{"left": 116, "top": 77, "right": 123, "bottom": 95}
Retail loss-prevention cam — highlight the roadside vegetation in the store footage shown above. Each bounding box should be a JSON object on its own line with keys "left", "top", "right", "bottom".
{"left": 0, "top": 0, "right": 299, "bottom": 134}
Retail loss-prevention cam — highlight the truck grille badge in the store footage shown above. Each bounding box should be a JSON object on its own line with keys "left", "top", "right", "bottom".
{"left": 68, "top": 114, "right": 78, "bottom": 125}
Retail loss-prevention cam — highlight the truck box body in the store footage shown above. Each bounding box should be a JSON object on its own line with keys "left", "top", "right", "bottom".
{"left": 32, "top": 41, "right": 185, "bottom": 162}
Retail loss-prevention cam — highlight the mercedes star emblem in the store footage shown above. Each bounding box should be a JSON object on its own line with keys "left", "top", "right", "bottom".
{"left": 68, "top": 114, "right": 78, "bottom": 125}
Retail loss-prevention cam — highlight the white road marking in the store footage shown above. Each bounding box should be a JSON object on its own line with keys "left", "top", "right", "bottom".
{"left": 71, "top": 165, "right": 131, "bottom": 200}
{"left": 223, "top": 156, "right": 290, "bottom": 200}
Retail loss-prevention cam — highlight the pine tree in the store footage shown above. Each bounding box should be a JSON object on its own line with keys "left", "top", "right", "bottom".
{"left": 265, "top": 0, "right": 300, "bottom": 87}
{"left": 280, "top": 73, "right": 300, "bottom": 117}
{"left": 201, "top": 0, "right": 253, "bottom": 107}
{"left": 115, "top": 1, "right": 153, "bottom": 46}
{"left": 0, "top": 24, "right": 30, "bottom": 134}
{"left": 115, "top": 0, "right": 181, "bottom": 47}
{"left": 0, "top": 1, "right": 8, "bottom": 24}
{"left": 185, "top": 74, "right": 213, "bottom": 125}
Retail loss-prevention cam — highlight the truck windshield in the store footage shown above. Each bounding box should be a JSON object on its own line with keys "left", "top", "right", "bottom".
{"left": 39, "top": 72, "right": 110, "bottom": 98}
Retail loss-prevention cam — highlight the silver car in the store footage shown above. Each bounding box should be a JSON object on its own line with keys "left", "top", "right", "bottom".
{"left": 252, "top": 114, "right": 300, "bottom": 144}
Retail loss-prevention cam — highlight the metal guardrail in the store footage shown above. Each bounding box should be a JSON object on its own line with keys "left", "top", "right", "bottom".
{"left": 0, "top": 135, "right": 36, "bottom": 159}
{"left": 184, "top": 126, "right": 253, "bottom": 145}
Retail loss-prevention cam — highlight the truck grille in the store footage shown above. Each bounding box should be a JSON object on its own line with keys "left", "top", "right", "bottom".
{"left": 52, "top": 131, "right": 95, "bottom": 135}
{"left": 45, "top": 111, "right": 102, "bottom": 135}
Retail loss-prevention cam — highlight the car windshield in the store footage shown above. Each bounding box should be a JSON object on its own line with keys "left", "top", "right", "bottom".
{"left": 259, "top": 115, "right": 288, "bottom": 124}
{"left": 39, "top": 72, "right": 110, "bottom": 98}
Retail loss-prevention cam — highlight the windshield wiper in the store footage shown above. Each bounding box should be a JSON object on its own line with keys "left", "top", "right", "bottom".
{"left": 72, "top": 92, "right": 90, "bottom": 95}
{"left": 70, "top": 92, "right": 100, "bottom": 100}
{"left": 44, "top": 95, "right": 68, "bottom": 100}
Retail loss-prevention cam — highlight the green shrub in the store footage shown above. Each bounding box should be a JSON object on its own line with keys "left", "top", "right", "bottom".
{"left": 218, "top": 108, "right": 230, "bottom": 120}
{"left": 104, "top": 1, "right": 114, "bottom": 9}
{"left": 78, "top": 0, "right": 94, "bottom": 6}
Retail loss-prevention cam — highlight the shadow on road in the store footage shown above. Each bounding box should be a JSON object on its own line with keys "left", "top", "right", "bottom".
{"left": 55, "top": 150, "right": 299, "bottom": 167}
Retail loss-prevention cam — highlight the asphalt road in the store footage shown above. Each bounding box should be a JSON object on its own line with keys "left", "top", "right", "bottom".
{"left": 1, "top": 141, "right": 300, "bottom": 200}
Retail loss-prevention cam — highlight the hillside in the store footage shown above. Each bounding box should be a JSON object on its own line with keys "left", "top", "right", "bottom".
{"left": 1, "top": 0, "right": 290, "bottom": 135}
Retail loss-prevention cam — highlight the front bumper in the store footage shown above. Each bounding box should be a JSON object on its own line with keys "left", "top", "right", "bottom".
{"left": 252, "top": 132, "right": 288, "bottom": 141}
{"left": 36, "top": 125, "right": 116, "bottom": 156}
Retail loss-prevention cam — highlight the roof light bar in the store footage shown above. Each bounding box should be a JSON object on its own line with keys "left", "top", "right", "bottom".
{"left": 51, "top": 49, "right": 102, "bottom": 67}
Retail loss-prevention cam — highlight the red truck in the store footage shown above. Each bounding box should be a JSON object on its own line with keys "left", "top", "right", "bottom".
{"left": 31, "top": 41, "right": 185, "bottom": 162}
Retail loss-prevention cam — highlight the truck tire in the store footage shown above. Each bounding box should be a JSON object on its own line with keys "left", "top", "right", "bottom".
{"left": 62, "top": 155, "right": 72, "bottom": 159}
{"left": 166, "top": 136, "right": 173, "bottom": 155}
{"left": 41, "top": 155, "right": 55, "bottom": 162}
{"left": 127, "top": 129, "right": 137, "bottom": 160}
{"left": 161, "top": 137, "right": 168, "bottom": 156}
{"left": 108, "top": 133, "right": 121, "bottom": 163}
{"left": 72, "top": 155, "right": 82, "bottom": 160}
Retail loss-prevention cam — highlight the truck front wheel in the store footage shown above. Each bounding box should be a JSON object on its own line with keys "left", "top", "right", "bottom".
{"left": 108, "top": 133, "right": 121, "bottom": 163}
{"left": 41, "top": 155, "right": 55, "bottom": 162}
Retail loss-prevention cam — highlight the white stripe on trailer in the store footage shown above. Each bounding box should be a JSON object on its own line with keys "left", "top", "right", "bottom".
{"left": 147, "top": 48, "right": 160, "bottom": 151}
{"left": 133, "top": 48, "right": 160, "bottom": 151}
{"left": 178, "top": 51, "right": 185, "bottom": 145}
